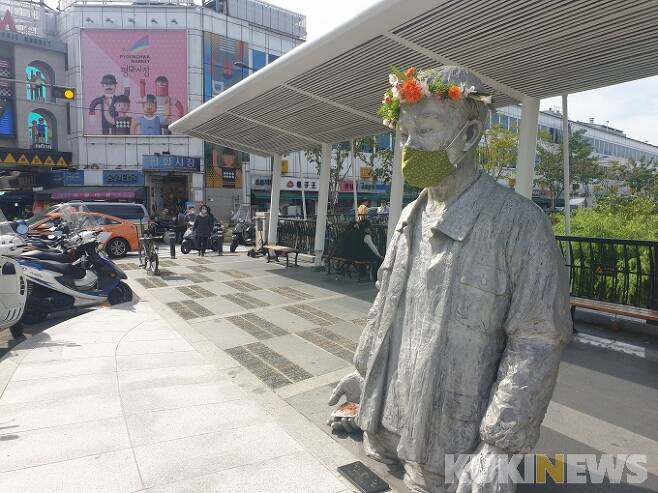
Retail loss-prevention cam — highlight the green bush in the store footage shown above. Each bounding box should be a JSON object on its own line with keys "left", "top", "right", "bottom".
{"left": 552, "top": 195, "right": 658, "bottom": 240}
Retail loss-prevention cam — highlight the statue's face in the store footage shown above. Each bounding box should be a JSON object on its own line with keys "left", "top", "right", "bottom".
{"left": 398, "top": 97, "right": 469, "bottom": 166}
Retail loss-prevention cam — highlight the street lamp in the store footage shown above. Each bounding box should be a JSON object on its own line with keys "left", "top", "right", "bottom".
{"left": 233, "top": 62, "right": 254, "bottom": 80}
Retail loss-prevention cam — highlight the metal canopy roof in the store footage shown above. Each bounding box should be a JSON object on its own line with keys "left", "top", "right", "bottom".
{"left": 170, "top": 0, "right": 658, "bottom": 157}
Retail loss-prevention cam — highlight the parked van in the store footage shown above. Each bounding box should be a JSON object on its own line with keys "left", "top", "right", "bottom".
{"left": 65, "top": 202, "right": 149, "bottom": 225}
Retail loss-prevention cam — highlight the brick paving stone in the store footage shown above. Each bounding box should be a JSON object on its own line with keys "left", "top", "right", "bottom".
{"left": 223, "top": 270, "right": 250, "bottom": 279}
{"left": 224, "top": 280, "right": 260, "bottom": 292}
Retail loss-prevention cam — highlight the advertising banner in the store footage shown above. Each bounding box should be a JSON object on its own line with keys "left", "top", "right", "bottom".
{"left": 81, "top": 30, "right": 187, "bottom": 136}
{"left": 205, "top": 143, "right": 244, "bottom": 188}
{"left": 203, "top": 32, "right": 248, "bottom": 101}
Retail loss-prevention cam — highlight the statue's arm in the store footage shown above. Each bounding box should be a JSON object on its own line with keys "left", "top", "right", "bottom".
{"left": 480, "top": 215, "right": 572, "bottom": 453}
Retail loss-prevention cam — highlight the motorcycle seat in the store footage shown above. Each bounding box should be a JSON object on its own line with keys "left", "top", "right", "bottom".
{"left": 22, "top": 250, "right": 72, "bottom": 263}
{"left": 37, "top": 260, "right": 86, "bottom": 279}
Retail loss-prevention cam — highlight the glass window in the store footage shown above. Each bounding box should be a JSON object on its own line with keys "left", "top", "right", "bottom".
{"left": 252, "top": 50, "right": 267, "bottom": 72}
{"left": 499, "top": 115, "right": 509, "bottom": 129}
{"left": 491, "top": 112, "right": 499, "bottom": 125}
{"left": 268, "top": 53, "right": 279, "bottom": 64}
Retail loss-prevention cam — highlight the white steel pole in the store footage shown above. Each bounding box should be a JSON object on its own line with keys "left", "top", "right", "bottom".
{"left": 387, "top": 128, "right": 404, "bottom": 246}
{"left": 314, "top": 144, "right": 332, "bottom": 264}
{"left": 351, "top": 140, "right": 358, "bottom": 221}
{"left": 299, "top": 152, "right": 307, "bottom": 220}
{"left": 514, "top": 97, "right": 540, "bottom": 198}
{"left": 562, "top": 94, "right": 572, "bottom": 236}
{"left": 267, "top": 154, "right": 282, "bottom": 245}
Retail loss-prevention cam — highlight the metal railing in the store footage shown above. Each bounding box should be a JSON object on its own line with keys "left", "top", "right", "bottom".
{"left": 276, "top": 219, "right": 658, "bottom": 310}
{"left": 556, "top": 236, "right": 658, "bottom": 309}
{"left": 276, "top": 219, "right": 315, "bottom": 255}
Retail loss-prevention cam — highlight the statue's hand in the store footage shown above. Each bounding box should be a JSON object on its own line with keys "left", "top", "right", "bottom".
{"left": 456, "top": 442, "right": 517, "bottom": 493}
{"left": 327, "top": 371, "right": 363, "bottom": 434}
{"left": 328, "top": 371, "right": 363, "bottom": 405}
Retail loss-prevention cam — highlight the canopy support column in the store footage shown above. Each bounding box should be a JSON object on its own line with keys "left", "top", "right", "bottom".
{"left": 267, "top": 154, "right": 282, "bottom": 245}
{"left": 514, "top": 97, "right": 540, "bottom": 198}
{"left": 314, "top": 143, "right": 332, "bottom": 264}
{"left": 387, "top": 129, "right": 404, "bottom": 247}
{"left": 562, "top": 94, "right": 572, "bottom": 236}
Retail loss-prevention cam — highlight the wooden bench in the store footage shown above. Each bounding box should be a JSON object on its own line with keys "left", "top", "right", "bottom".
{"left": 265, "top": 244, "right": 300, "bottom": 267}
{"left": 570, "top": 296, "right": 658, "bottom": 323}
{"left": 322, "top": 254, "right": 379, "bottom": 282}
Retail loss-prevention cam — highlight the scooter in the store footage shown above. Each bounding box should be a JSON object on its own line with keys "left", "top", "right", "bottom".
{"left": 14, "top": 227, "right": 133, "bottom": 325}
{"left": 180, "top": 222, "right": 224, "bottom": 255}
{"left": 0, "top": 230, "right": 27, "bottom": 339}
{"left": 230, "top": 219, "right": 255, "bottom": 253}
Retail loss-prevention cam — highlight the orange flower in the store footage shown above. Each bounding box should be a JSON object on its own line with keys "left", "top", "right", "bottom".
{"left": 404, "top": 67, "right": 417, "bottom": 79}
{"left": 401, "top": 79, "right": 424, "bottom": 104}
{"left": 448, "top": 84, "right": 463, "bottom": 101}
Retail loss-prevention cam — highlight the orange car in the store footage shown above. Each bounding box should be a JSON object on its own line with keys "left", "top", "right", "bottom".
{"left": 28, "top": 211, "right": 140, "bottom": 258}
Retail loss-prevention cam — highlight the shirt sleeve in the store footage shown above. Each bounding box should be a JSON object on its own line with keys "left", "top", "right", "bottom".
{"left": 480, "top": 211, "right": 572, "bottom": 453}
{"left": 363, "top": 234, "right": 381, "bottom": 257}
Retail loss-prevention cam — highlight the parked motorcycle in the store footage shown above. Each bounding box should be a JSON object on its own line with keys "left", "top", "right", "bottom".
{"left": 0, "top": 225, "right": 28, "bottom": 339}
{"left": 180, "top": 221, "right": 224, "bottom": 254}
{"left": 230, "top": 209, "right": 255, "bottom": 253}
{"left": 7, "top": 208, "right": 133, "bottom": 326}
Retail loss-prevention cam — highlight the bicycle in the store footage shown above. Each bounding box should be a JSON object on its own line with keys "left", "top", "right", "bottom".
{"left": 138, "top": 223, "right": 162, "bottom": 276}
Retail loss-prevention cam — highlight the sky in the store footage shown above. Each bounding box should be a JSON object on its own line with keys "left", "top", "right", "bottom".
{"left": 267, "top": 0, "right": 658, "bottom": 146}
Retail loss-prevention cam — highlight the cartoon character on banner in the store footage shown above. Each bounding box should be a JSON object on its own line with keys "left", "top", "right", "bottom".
{"left": 88, "top": 74, "right": 131, "bottom": 135}
{"left": 138, "top": 76, "right": 184, "bottom": 135}
{"left": 131, "top": 94, "right": 162, "bottom": 136}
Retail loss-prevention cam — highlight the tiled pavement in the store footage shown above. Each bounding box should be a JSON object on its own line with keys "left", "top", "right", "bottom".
{"left": 2, "top": 251, "right": 658, "bottom": 492}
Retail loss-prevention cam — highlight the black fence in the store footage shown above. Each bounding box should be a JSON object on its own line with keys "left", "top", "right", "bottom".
{"left": 556, "top": 236, "right": 658, "bottom": 309}
{"left": 276, "top": 220, "right": 658, "bottom": 310}
{"left": 277, "top": 219, "right": 316, "bottom": 255}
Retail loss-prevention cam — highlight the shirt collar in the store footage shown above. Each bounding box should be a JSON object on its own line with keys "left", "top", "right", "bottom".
{"left": 396, "top": 171, "right": 492, "bottom": 242}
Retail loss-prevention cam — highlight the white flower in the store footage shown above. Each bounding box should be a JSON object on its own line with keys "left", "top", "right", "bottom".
{"left": 389, "top": 74, "right": 399, "bottom": 86}
{"left": 391, "top": 85, "right": 401, "bottom": 99}
{"left": 383, "top": 119, "right": 391, "bottom": 127}
{"left": 462, "top": 84, "right": 476, "bottom": 97}
{"left": 420, "top": 80, "right": 431, "bottom": 97}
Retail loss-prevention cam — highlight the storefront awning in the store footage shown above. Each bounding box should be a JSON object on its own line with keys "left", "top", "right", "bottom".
{"left": 36, "top": 187, "right": 145, "bottom": 201}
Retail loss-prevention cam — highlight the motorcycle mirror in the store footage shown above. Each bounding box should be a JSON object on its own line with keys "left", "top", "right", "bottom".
{"left": 48, "top": 226, "right": 57, "bottom": 232}
{"left": 16, "top": 224, "right": 28, "bottom": 235}
{"left": 48, "top": 234, "right": 55, "bottom": 240}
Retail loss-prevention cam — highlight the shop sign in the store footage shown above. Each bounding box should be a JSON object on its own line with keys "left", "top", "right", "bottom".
{"left": 45, "top": 170, "right": 84, "bottom": 187}
{"left": 358, "top": 181, "right": 377, "bottom": 193}
{"left": 143, "top": 155, "right": 200, "bottom": 172}
{"left": 375, "top": 183, "right": 390, "bottom": 194}
{"left": 251, "top": 175, "right": 272, "bottom": 191}
{"left": 281, "top": 177, "right": 319, "bottom": 192}
{"left": 0, "top": 147, "right": 71, "bottom": 167}
{"left": 103, "top": 170, "right": 144, "bottom": 186}
{"left": 339, "top": 180, "right": 355, "bottom": 193}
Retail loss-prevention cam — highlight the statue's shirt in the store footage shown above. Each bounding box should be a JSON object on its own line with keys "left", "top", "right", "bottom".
{"left": 354, "top": 172, "right": 572, "bottom": 468}
{"left": 382, "top": 204, "right": 451, "bottom": 433}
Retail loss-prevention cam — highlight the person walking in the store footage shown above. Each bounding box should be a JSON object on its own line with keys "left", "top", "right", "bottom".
{"left": 192, "top": 204, "right": 212, "bottom": 256}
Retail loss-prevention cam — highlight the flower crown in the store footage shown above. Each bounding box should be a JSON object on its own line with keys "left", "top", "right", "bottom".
{"left": 378, "top": 67, "right": 492, "bottom": 129}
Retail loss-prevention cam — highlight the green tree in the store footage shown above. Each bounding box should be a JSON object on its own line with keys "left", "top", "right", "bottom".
{"left": 535, "top": 129, "right": 602, "bottom": 208}
{"left": 304, "top": 142, "right": 351, "bottom": 218}
{"left": 615, "top": 158, "right": 656, "bottom": 195}
{"left": 477, "top": 124, "right": 518, "bottom": 180}
{"left": 354, "top": 134, "right": 394, "bottom": 184}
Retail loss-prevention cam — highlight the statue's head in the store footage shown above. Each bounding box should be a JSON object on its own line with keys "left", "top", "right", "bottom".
{"left": 379, "top": 66, "right": 491, "bottom": 188}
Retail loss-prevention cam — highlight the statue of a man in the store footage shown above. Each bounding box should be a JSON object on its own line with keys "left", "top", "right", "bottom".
{"left": 328, "top": 66, "right": 572, "bottom": 492}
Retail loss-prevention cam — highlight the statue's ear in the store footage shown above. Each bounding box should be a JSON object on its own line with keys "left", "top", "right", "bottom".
{"left": 463, "top": 120, "right": 484, "bottom": 152}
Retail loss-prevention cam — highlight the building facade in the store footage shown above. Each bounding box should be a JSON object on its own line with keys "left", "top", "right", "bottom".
{"left": 0, "top": 1, "right": 73, "bottom": 218}
{"left": 51, "top": 0, "right": 305, "bottom": 219}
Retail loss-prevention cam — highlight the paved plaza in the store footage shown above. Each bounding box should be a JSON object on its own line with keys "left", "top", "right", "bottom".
{"left": 1, "top": 251, "right": 657, "bottom": 492}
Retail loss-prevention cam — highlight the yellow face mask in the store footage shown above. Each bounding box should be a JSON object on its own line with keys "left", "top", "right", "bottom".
{"left": 401, "top": 123, "right": 468, "bottom": 188}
